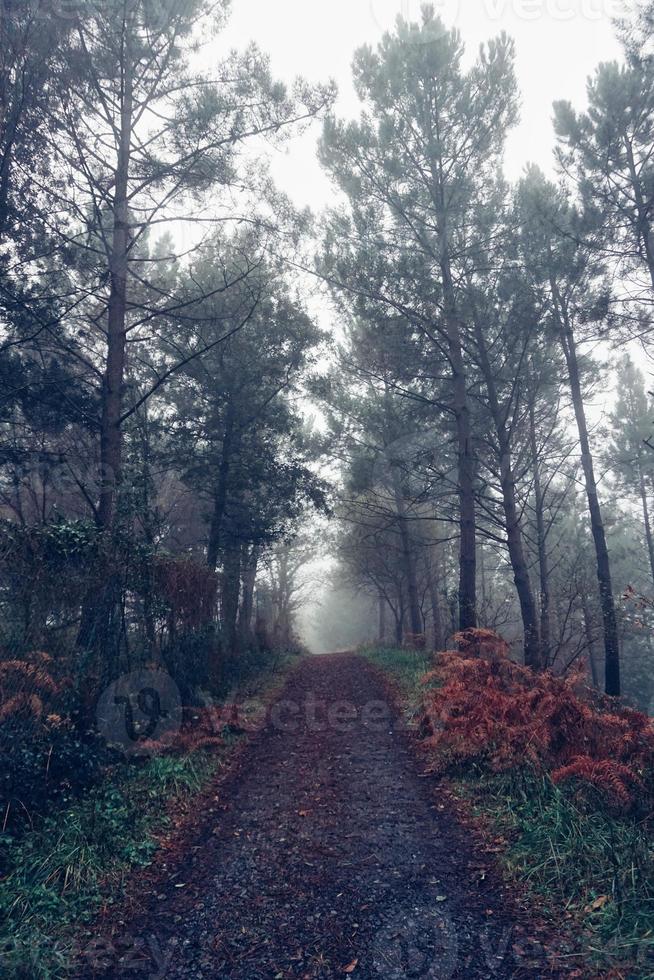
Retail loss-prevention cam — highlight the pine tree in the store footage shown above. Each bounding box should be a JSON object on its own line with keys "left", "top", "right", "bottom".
{"left": 320, "top": 7, "right": 518, "bottom": 630}
{"left": 608, "top": 355, "right": 654, "bottom": 588}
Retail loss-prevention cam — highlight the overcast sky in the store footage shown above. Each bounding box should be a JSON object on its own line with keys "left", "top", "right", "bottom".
{"left": 218, "top": 0, "right": 626, "bottom": 207}
{"left": 213, "top": 1, "right": 632, "bottom": 648}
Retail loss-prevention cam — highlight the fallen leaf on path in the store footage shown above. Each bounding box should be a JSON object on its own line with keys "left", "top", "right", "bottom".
{"left": 343, "top": 959, "right": 358, "bottom": 973}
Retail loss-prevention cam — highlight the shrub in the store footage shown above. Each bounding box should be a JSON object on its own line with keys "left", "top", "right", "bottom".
{"left": 419, "top": 629, "right": 654, "bottom": 813}
{"left": 0, "top": 651, "right": 114, "bottom": 837}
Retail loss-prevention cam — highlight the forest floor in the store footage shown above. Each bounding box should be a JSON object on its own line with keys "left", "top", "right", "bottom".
{"left": 75, "top": 653, "right": 590, "bottom": 979}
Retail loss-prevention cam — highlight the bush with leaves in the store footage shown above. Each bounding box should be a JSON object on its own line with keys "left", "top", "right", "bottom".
{"left": 0, "top": 651, "right": 116, "bottom": 838}
{"left": 420, "top": 629, "right": 654, "bottom": 813}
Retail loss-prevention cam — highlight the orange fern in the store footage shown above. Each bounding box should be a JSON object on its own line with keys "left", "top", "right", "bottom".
{"left": 418, "top": 629, "right": 654, "bottom": 813}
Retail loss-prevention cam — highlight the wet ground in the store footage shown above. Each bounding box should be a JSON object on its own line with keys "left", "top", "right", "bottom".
{"left": 78, "top": 654, "right": 582, "bottom": 979}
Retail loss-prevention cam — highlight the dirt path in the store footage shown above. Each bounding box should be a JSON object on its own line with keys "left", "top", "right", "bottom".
{"left": 80, "top": 654, "right": 579, "bottom": 979}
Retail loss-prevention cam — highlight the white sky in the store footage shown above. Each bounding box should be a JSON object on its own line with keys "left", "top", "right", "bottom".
{"left": 218, "top": 0, "right": 626, "bottom": 208}
{"left": 214, "top": 1, "right": 632, "bottom": 649}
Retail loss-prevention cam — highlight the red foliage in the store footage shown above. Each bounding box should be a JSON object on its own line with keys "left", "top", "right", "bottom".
{"left": 139, "top": 706, "right": 225, "bottom": 756}
{"left": 0, "top": 651, "right": 63, "bottom": 726}
{"left": 419, "top": 630, "right": 654, "bottom": 811}
{"left": 551, "top": 757, "right": 640, "bottom": 808}
{"left": 453, "top": 628, "right": 510, "bottom": 661}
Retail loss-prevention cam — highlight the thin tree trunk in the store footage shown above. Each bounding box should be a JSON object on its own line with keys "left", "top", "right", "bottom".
{"left": 378, "top": 591, "right": 387, "bottom": 644}
{"left": 447, "top": 304, "right": 477, "bottom": 630}
{"left": 624, "top": 140, "right": 654, "bottom": 293}
{"left": 97, "top": 44, "right": 132, "bottom": 529}
{"left": 529, "top": 401, "right": 552, "bottom": 666}
{"left": 638, "top": 460, "right": 654, "bottom": 588}
{"left": 238, "top": 544, "right": 259, "bottom": 643}
{"left": 394, "top": 606, "right": 403, "bottom": 646}
{"left": 555, "top": 296, "right": 620, "bottom": 695}
{"left": 473, "top": 317, "right": 541, "bottom": 667}
{"left": 431, "top": 156, "right": 476, "bottom": 629}
{"left": 392, "top": 474, "right": 423, "bottom": 639}
{"left": 427, "top": 556, "right": 444, "bottom": 651}
{"left": 207, "top": 402, "right": 235, "bottom": 571}
{"left": 77, "top": 41, "right": 133, "bottom": 661}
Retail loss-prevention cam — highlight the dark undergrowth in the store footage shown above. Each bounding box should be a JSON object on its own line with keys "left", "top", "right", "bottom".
{"left": 361, "top": 638, "right": 654, "bottom": 979}
{"left": 0, "top": 751, "right": 221, "bottom": 979}
{"left": 0, "top": 653, "right": 301, "bottom": 979}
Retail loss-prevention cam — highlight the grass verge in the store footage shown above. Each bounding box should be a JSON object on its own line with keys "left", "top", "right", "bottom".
{"left": 359, "top": 645, "right": 654, "bottom": 979}
{"left": 358, "top": 644, "right": 432, "bottom": 723}
{"left": 0, "top": 752, "right": 220, "bottom": 978}
{"left": 0, "top": 653, "right": 301, "bottom": 979}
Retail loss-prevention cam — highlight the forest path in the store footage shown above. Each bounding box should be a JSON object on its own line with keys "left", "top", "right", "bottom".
{"left": 83, "top": 654, "right": 578, "bottom": 979}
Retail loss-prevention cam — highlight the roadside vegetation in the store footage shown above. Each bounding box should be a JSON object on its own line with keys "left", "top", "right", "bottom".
{"left": 362, "top": 632, "right": 654, "bottom": 978}
{"left": 0, "top": 652, "right": 301, "bottom": 979}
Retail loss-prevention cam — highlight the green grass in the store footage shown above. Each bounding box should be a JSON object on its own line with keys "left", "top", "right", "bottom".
{"left": 0, "top": 751, "right": 221, "bottom": 979}
{"left": 358, "top": 645, "right": 432, "bottom": 723}
{"left": 458, "top": 771, "right": 654, "bottom": 976}
{"left": 363, "top": 647, "right": 654, "bottom": 978}
{"left": 0, "top": 651, "right": 302, "bottom": 979}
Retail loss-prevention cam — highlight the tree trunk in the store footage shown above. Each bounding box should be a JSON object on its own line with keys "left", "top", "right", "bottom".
{"left": 238, "top": 544, "right": 259, "bottom": 643}
{"left": 557, "top": 307, "right": 620, "bottom": 696}
{"left": 221, "top": 544, "right": 241, "bottom": 656}
{"left": 624, "top": 140, "right": 654, "bottom": 294}
{"left": 638, "top": 461, "right": 654, "bottom": 588}
{"left": 440, "top": 261, "right": 476, "bottom": 630}
{"left": 378, "top": 591, "right": 387, "bottom": 644}
{"left": 529, "top": 401, "right": 552, "bottom": 666}
{"left": 97, "top": 47, "right": 133, "bottom": 529}
{"left": 473, "top": 316, "right": 541, "bottom": 668}
{"left": 76, "top": 44, "right": 133, "bottom": 662}
{"left": 207, "top": 401, "right": 235, "bottom": 571}
{"left": 582, "top": 595, "right": 600, "bottom": 689}
{"left": 392, "top": 474, "right": 423, "bottom": 638}
{"left": 394, "top": 606, "right": 403, "bottom": 646}
{"left": 426, "top": 554, "right": 444, "bottom": 651}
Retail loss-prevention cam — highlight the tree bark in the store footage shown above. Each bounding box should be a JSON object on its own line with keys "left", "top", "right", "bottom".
{"left": 529, "top": 401, "right": 552, "bottom": 666}
{"left": 472, "top": 316, "right": 541, "bottom": 668}
{"left": 238, "top": 544, "right": 259, "bottom": 643}
{"left": 207, "top": 401, "right": 235, "bottom": 571}
{"left": 581, "top": 595, "right": 600, "bottom": 689}
{"left": 638, "top": 462, "right": 654, "bottom": 588}
{"left": 555, "top": 297, "right": 620, "bottom": 695}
